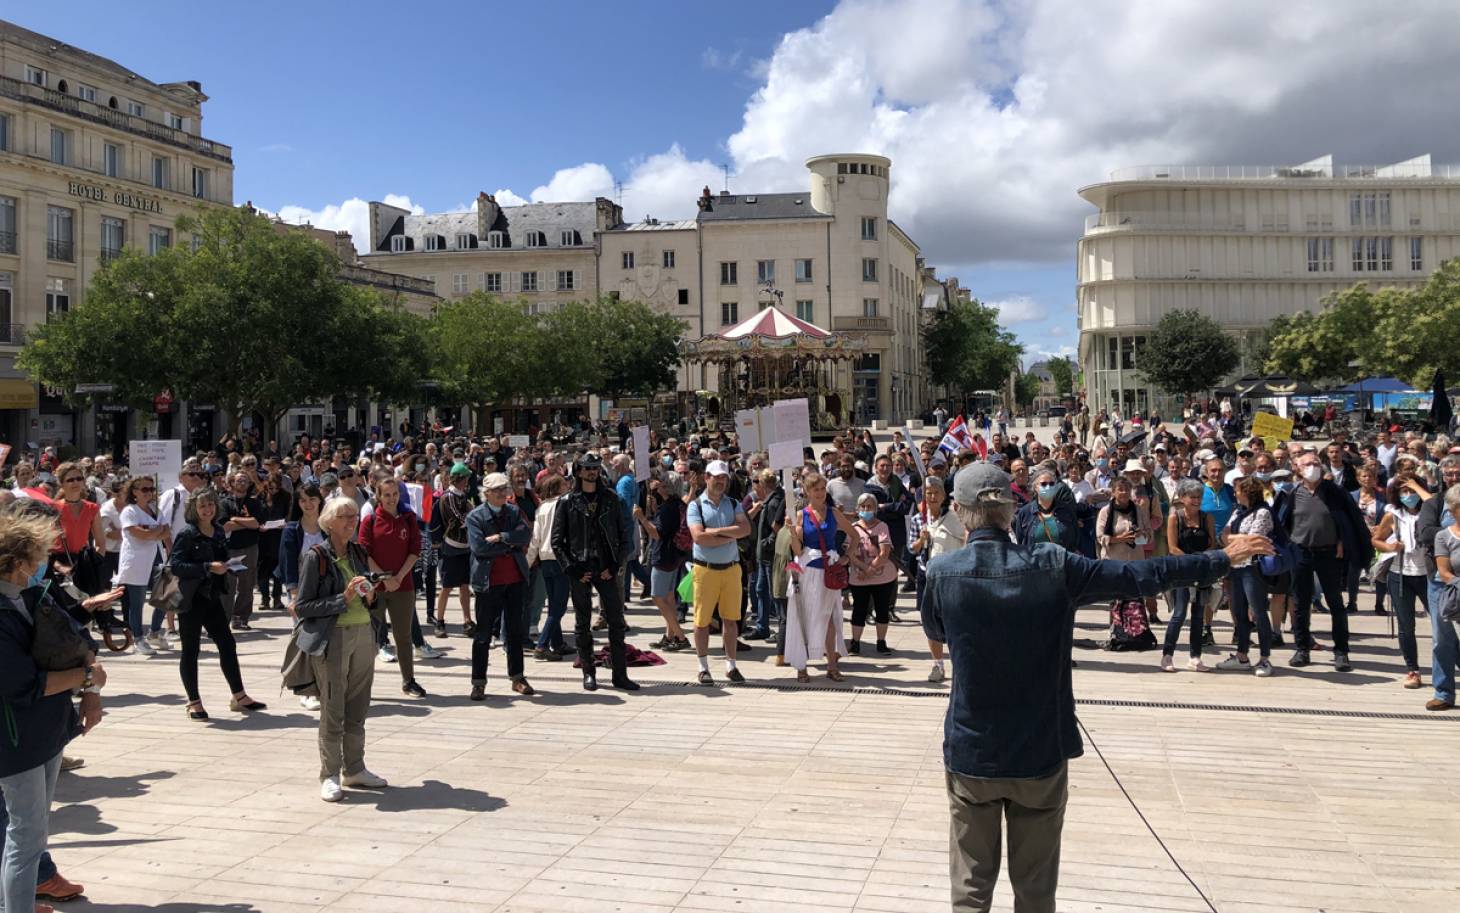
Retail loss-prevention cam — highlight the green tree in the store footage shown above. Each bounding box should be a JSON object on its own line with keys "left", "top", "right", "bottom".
{"left": 1373, "top": 258, "right": 1460, "bottom": 387}
{"left": 1262, "top": 285, "right": 1386, "bottom": 383}
{"left": 922, "top": 298, "right": 1024, "bottom": 400}
{"left": 1014, "top": 371, "right": 1042, "bottom": 409}
{"left": 577, "top": 296, "right": 685, "bottom": 397}
{"left": 428, "top": 293, "right": 545, "bottom": 409}
{"left": 1137, "top": 308, "right": 1240, "bottom": 400}
{"left": 20, "top": 206, "right": 418, "bottom": 434}
{"left": 1045, "top": 357, "right": 1075, "bottom": 399}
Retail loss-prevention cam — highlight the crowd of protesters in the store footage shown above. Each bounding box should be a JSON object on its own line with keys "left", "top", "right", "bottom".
{"left": 2, "top": 399, "right": 1458, "bottom": 906}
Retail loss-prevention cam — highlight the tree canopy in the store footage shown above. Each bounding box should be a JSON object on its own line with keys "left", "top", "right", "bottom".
{"left": 1137, "top": 308, "right": 1240, "bottom": 399}
{"left": 922, "top": 298, "right": 1023, "bottom": 398}
{"left": 1044, "top": 357, "right": 1075, "bottom": 399}
{"left": 19, "top": 206, "right": 428, "bottom": 433}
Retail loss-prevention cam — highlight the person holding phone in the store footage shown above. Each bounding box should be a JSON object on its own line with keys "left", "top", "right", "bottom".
{"left": 1096, "top": 478, "right": 1149, "bottom": 563}
{"left": 294, "top": 498, "right": 386, "bottom": 802}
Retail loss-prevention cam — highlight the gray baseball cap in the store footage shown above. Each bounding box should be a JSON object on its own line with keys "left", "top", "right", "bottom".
{"left": 952, "top": 463, "right": 1014, "bottom": 506}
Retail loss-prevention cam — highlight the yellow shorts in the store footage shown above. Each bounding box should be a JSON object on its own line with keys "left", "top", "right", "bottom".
{"left": 692, "top": 563, "right": 742, "bottom": 628}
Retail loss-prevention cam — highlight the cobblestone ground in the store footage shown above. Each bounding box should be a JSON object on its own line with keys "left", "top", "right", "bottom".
{"left": 52, "top": 575, "right": 1459, "bottom": 913}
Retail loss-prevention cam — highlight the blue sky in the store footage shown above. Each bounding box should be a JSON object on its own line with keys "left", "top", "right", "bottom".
{"left": 19, "top": 0, "right": 1460, "bottom": 371}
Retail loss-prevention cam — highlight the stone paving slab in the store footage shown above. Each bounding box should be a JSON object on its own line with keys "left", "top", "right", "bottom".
{"left": 47, "top": 584, "right": 1460, "bottom": 912}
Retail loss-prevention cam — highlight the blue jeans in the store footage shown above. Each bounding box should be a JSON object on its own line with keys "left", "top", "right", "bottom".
{"left": 536, "top": 560, "right": 570, "bottom": 651}
{"left": 0, "top": 751, "right": 62, "bottom": 910}
{"left": 1231, "top": 567, "right": 1274, "bottom": 658}
{"left": 1162, "top": 587, "right": 1208, "bottom": 658}
{"left": 1386, "top": 574, "right": 1426, "bottom": 672}
{"left": 750, "top": 563, "right": 773, "bottom": 634}
{"left": 1427, "top": 577, "right": 1458, "bottom": 701}
{"left": 124, "top": 583, "right": 164, "bottom": 638}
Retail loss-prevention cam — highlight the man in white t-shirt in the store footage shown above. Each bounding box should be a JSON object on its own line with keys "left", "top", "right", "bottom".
{"left": 158, "top": 458, "right": 207, "bottom": 532}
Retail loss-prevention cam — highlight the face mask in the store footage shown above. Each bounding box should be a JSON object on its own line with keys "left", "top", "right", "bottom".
{"left": 1255, "top": 472, "right": 1271, "bottom": 482}
{"left": 1038, "top": 484, "right": 1058, "bottom": 502}
{"left": 1095, "top": 458, "right": 1108, "bottom": 469}
{"left": 662, "top": 457, "right": 674, "bottom": 468}
{"left": 1401, "top": 492, "right": 1421, "bottom": 510}
{"left": 1274, "top": 481, "right": 1293, "bottom": 494}
{"left": 25, "top": 559, "right": 47, "bottom": 590}
{"left": 1301, "top": 464, "right": 1323, "bottom": 483}
{"left": 416, "top": 463, "right": 426, "bottom": 473}
{"left": 858, "top": 510, "right": 876, "bottom": 522}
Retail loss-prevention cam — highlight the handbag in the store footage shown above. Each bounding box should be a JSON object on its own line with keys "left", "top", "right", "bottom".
{"left": 64, "top": 545, "right": 110, "bottom": 597}
{"left": 7, "top": 584, "right": 93, "bottom": 672}
{"left": 808, "top": 508, "right": 848, "bottom": 590}
{"left": 147, "top": 564, "right": 183, "bottom": 612}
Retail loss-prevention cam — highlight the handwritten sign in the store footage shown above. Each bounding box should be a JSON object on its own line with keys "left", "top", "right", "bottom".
{"left": 130, "top": 440, "right": 181, "bottom": 494}
{"left": 632, "top": 425, "right": 651, "bottom": 481}
{"left": 1250, "top": 412, "right": 1294, "bottom": 445}
{"left": 735, "top": 409, "right": 762, "bottom": 454}
{"left": 506, "top": 434, "right": 531, "bottom": 449}
{"left": 772, "top": 398, "right": 811, "bottom": 452}
{"left": 769, "top": 439, "right": 803, "bottom": 471}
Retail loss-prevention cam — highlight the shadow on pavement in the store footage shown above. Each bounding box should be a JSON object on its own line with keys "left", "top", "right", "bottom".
{"left": 349, "top": 778, "right": 507, "bottom": 813}
{"left": 55, "top": 769, "right": 176, "bottom": 804}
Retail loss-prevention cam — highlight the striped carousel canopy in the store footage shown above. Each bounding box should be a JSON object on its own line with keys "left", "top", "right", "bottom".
{"left": 716, "top": 305, "right": 833, "bottom": 340}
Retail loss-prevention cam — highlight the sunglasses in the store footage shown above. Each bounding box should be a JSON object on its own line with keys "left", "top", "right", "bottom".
{"left": 62, "top": 476, "right": 84, "bottom": 483}
{"left": 182, "top": 471, "right": 201, "bottom": 479}
{"left": 136, "top": 486, "right": 156, "bottom": 493}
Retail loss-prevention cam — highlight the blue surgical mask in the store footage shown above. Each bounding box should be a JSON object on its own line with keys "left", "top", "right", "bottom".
{"left": 1401, "top": 492, "right": 1421, "bottom": 510}
{"left": 1095, "top": 458, "right": 1108, "bottom": 469}
{"left": 1255, "top": 472, "right": 1272, "bottom": 482}
{"left": 662, "top": 457, "right": 674, "bottom": 468}
{"left": 26, "top": 560, "right": 47, "bottom": 589}
{"left": 1038, "top": 483, "right": 1058, "bottom": 502}
{"left": 858, "top": 509, "right": 876, "bottom": 522}
{"left": 1274, "top": 481, "right": 1293, "bottom": 494}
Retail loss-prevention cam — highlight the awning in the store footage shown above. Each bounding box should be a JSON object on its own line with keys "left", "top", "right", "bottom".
{"left": 0, "top": 378, "right": 38, "bottom": 410}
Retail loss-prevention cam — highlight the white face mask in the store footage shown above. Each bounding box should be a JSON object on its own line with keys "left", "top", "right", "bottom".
{"left": 1301, "top": 464, "right": 1323, "bottom": 483}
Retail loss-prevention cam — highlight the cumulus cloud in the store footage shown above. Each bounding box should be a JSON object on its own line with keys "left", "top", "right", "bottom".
{"left": 274, "top": 194, "right": 423, "bottom": 252}
{"left": 987, "top": 295, "right": 1048, "bottom": 324}
{"left": 530, "top": 163, "right": 615, "bottom": 202}
{"left": 493, "top": 188, "right": 529, "bottom": 207}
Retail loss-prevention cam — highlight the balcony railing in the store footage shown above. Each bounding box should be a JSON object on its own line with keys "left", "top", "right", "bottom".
{"left": 1084, "top": 210, "right": 1460, "bottom": 234}
{"left": 0, "top": 323, "right": 24, "bottom": 346}
{"left": 0, "top": 74, "right": 232, "bottom": 163}
{"left": 833, "top": 316, "right": 892, "bottom": 333}
{"left": 47, "top": 239, "right": 74, "bottom": 262}
{"left": 100, "top": 247, "right": 123, "bottom": 263}
{"left": 0, "top": 230, "right": 14, "bottom": 254}
{"left": 1106, "top": 163, "right": 1460, "bottom": 182}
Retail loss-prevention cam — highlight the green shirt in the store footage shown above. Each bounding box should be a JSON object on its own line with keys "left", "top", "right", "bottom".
{"left": 335, "top": 554, "right": 371, "bottom": 626}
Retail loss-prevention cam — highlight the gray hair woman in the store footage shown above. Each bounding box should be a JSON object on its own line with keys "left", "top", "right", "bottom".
{"left": 294, "top": 496, "right": 384, "bottom": 802}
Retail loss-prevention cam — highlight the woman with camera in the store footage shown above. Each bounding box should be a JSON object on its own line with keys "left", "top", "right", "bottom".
{"left": 294, "top": 497, "right": 386, "bottom": 802}
{"left": 167, "top": 488, "right": 266, "bottom": 721}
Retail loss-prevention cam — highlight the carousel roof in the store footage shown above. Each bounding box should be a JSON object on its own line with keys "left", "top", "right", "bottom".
{"left": 718, "top": 306, "right": 833, "bottom": 340}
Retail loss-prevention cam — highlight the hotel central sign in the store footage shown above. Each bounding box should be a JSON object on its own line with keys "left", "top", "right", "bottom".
{"left": 67, "top": 181, "right": 164, "bottom": 215}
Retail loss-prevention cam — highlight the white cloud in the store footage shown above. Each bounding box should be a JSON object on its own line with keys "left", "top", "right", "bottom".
{"left": 530, "top": 163, "right": 615, "bottom": 202}
{"left": 987, "top": 295, "right": 1047, "bottom": 323}
{"left": 1048, "top": 325, "right": 1066, "bottom": 337}
{"left": 274, "top": 194, "right": 424, "bottom": 252}
{"left": 1026, "top": 345, "right": 1076, "bottom": 369}
{"left": 493, "top": 188, "right": 529, "bottom": 207}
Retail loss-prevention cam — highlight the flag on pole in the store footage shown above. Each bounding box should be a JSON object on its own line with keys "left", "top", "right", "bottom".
{"left": 938, "top": 417, "right": 974, "bottom": 455}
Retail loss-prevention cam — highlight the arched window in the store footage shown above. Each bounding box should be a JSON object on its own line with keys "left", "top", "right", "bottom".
{"left": 56, "top": 79, "right": 68, "bottom": 94}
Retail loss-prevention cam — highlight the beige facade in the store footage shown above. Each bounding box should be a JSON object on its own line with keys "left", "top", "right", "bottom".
{"left": 361, "top": 192, "right": 619, "bottom": 313}
{"left": 1077, "top": 155, "right": 1460, "bottom": 416}
{"left": 0, "top": 19, "right": 233, "bottom": 451}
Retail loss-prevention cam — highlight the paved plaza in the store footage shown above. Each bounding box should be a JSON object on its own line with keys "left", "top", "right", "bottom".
{"left": 50, "top": 580, "right": 1460, "bottom": 913}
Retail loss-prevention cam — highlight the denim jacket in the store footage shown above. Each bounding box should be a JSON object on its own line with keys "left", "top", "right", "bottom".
{"left": 466, "top": 502, "right": 531, "bottom": 593}
{"left": 922, "top": 527, "right": 1229, "bottom": 780}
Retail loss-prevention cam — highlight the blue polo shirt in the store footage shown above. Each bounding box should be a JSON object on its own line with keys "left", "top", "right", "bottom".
{"left": 687, "top": 492, "right": 743, "bottom": 564}
{"left": 1201, "top": 482, "right": 1237, "bottom": 534}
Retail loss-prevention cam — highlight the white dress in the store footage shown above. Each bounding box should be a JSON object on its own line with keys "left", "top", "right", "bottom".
{"left": 784, "top": 546, "right": 847, "bottom": 671}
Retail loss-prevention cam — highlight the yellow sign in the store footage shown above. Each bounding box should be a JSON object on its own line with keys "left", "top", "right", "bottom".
{"left": 1250, "top": 412, "right": 1294, "bottom": 444}
{"left": 0, "top": 379, "right": 38, "bottom": 410}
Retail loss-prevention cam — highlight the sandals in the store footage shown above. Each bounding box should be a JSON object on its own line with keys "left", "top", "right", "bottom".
{"left": 826, "top": 669, "right": 846, "bottom": 683}
{"left": 796, "top": 670, "right": 811, "bottom": 683}
{"left": 186, "top": 702, "right": 209, "bottom": 722}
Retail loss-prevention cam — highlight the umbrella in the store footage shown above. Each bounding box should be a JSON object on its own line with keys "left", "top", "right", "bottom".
{"left": 1432, "top": 370, "right": 1453, "bottom": 431}
{"left": 1118, "top": 429, "right": 1148, "bottom": 448}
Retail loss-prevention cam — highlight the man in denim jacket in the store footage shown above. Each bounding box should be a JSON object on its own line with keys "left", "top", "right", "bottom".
{"left": 922, "top": 463, "right": 1272, "bottom": 913}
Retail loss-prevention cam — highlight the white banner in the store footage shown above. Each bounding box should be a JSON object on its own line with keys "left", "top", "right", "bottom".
{"left": 769, "top": 439, "right": 803, "bottom": 471}
{"left": 130, "top": 439, "right": 181, "bottom": 494}
{"left": 772, "top": 397, "right": 811, "bottom": 452}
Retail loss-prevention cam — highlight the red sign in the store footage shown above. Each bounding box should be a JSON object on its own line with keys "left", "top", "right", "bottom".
{"left": 154, "top": 391, "right": 174, "bottom": 414}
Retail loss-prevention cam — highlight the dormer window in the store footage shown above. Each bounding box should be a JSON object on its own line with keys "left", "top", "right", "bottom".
{"left": 424, "top": 235, "right": 444, "bottom": 252}
{"left": 560, "top": 230, "right": 582, "bottom": 246}
{"left": 390, "top": 235, "right": 408, "bottom": 253}
{"left": 455, "top": 233, "right": 477, "bottom": 250}
{"left": 488, "top": 231, "right": 508, "bottom": 249}
{"left": 525, "top": 231, "right": 547, "bottom": 248}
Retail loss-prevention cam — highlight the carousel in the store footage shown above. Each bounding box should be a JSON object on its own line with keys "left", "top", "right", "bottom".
{"left": 679, "top": 303, "right": 865, "bottom": 433}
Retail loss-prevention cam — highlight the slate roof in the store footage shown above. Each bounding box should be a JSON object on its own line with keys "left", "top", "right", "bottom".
{"left": 397, "top": 202, "right": 599, "bottom": 249}
{"left": 696, "top": 192, "right": 830, "bottom": 222}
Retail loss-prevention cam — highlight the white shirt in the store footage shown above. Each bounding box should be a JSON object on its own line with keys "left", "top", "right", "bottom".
{"left": 527, "top": 496, "right": 562, "bottom": 564}
{"left": 1376, "top": 443, "right": 1398, "bottom": 471}
{"left": 1069, "top": 478, "right": 1096, "bottom": 504}
{"left": 99, "top": 499, "right": 125, "bottom": 552}
{"left": 116, "top": 504, "right": 163, "bottom": 587}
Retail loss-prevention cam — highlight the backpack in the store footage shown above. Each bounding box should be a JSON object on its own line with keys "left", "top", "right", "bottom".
{"left": 673, "top": 501, "right": 693, "bottom": 552}
{"left": 1105, "top": 599, "right": 1156, "bottom": 651}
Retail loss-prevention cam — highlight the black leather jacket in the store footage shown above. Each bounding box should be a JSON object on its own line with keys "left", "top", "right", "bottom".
{"left": 550, "top": 484, "right": 626, "bottom": 578}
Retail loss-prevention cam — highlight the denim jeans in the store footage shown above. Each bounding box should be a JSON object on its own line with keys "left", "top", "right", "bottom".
{"left": 1427, "top": 577, "right": 1458, "bottom": 701}
{"left": 124, "top": 583, "right": 163, "bottom": 638}
{"left": 1348, "top": 562, "right": 1385, "bottom": 612}
{"left": 1291, "top": 547, "right": 1349, "bottom": 653}
{"left": 1231, "top": 567, "right": 1274, "bottom": 658}
{"left": 1386, "top": 574, "right": 1427, "bottom": 672}
{"left": 750, "top": 563, "right": 773, "bottom": 634}
{"left": 0, "top": 751, "right": 61, "bottom": 911}
{"left": 536, "top": 560, "right": 570, "bottom": 651}
{"left": 0, "top": 780, "right": 57, "bottom": 889}
{"left": 1162, "top": 587, "right": 1208, "bottom": 658}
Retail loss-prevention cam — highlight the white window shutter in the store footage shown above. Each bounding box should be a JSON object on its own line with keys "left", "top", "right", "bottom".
{"left": 548, "top": 272, "right": 558, "bottom": 291}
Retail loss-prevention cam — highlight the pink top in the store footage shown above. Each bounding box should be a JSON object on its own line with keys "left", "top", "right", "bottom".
{"left": 850, "top": 520, "right": 897, "bottom": 586}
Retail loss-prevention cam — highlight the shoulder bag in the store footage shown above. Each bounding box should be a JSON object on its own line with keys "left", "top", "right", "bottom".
{"left": 808, "top": 508, "right": 848, "bottom": 590}
{"left": 7, "top": 583, "right": 93, "bottom": 672}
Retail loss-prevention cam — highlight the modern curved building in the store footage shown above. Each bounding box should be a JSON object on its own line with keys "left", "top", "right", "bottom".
{"left": 1076, "top": 155, "right": 1460, "bottom": 416}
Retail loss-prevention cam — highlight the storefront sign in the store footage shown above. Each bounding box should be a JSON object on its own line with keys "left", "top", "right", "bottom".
{"left": 0, "top": 378, "right": 38, "bottom": 410}
{"left": 67, "top": 180, "right": 164, "bottom": 214}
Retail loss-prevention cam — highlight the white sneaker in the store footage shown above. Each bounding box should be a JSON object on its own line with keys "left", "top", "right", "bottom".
{"left": 378, "top": 645, "right": 397, "bottom": 664}
{"left": 1159, "top": 655, "right": 1176, "bottom": 672}
{"left": 320, "top": 776, "right": 343, "bottom": 802}
{"left": 928, "top": 663, "right": 946, "bottom": 683}
{"left": 1186, "top": 658, "right": 1211, "bottom": 673}
{"left": 1215, "top": 654, "right": 1250, "bottom": 671}
{"left": 1254, "top": 659, "right": 1274, "bottom": 678}
{"left": 135, "top": 637, "right": 156, "bottom": 656}
{"left": 299, "top": 695, "right": 321, "bottom": 711}
{"left": 415, "top": 644, "right": 444, "bottom": 660}
{"left": 145, "top": 631, "right": 168, "bottom": 650}
{"left": 342, "top": 768, "right": 387, "bottom": 789}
